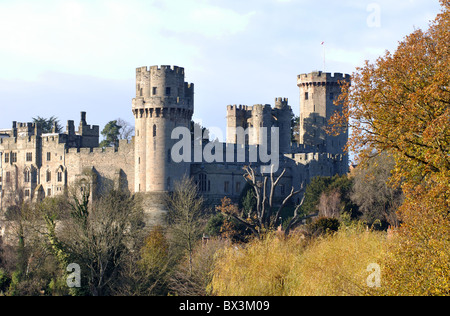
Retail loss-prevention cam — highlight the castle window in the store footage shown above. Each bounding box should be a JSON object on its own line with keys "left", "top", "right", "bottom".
{"left": 47, "top": 152, "right": 51, "bottom": 161}
{"left": 280, "top": 184, "right": 285, "bottom": 195}
{"left": 26, "top": 152, "right": 32, "bottom": 162}
{"left": 47, "top": 188, "right": 51, "bottom": 196}
{"left": 167, "top": 149, "right": 171, "bottom": 163}
{"left": 57, "top": 172, "right": 63, "bottom": 182}
{"left": 153, "top": 125, "right": 157, "bottom": 137}
{"left": 25, "top": 189, "right": 30, "bottom": 198}
{"left": 152, "top": 87, "right": 157, "bottom": 95}
{"left": 11, "top": 152, "right": 17, "bottom": 163}
{"left": 224, "top": 181, "right": 230, "bottom": 193}
{"left": 236, "top": 182, "right": 241, "bottom": 194}
{"left": 4, "top": 153, "right": 9, "bottom": 163}
{"left": 305, "top": 92, "right": 309, "bottom": 100}
{"left": 198, "top": 173, "right": 209, "bottom": 192}
{"left": 46, "top": 170, "right": 51, "bottom": 182}
{"left": 165, "top": 87, "right": 171, "bottom": 96}
{"left": 24, "top": 170, "right": 31, "bottom": 183}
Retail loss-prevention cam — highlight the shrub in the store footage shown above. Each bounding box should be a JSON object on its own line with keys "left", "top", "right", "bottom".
{"left": 210, "top": 234, "right": 302, "bottom": 296}
{"left": 308, "top": 217, "right": 340, "bottom": 236}
{"left": 209, "top": 226, "right": 386, "bottom": 296}
{"left": 0, "top": 269, "right": 11, "bottom": 294}
{"left": 287, "top": 226, "right": 386, "bottom": 296}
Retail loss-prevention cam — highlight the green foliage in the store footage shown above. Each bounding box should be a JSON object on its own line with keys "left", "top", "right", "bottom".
{"left": 302, "top": 174, "right": 357, "bottom": 217}
{"left": 32, "top": 116, "right": 62, "bottom": 133}
{"left": 0, "top": 269, "right": 11, "bottom": 294}
{"left": 7, "top": 270, "right": 22, "bottom": 296}
{"left": 205, "top": 213, "right": 225, "bottom": 237}
{"left": 302, "top": 176, "right": 332, "bottom": 214}
{"left": 100, "top": 120, "right": 122, "bottom": 148}
{"left": 238, "top": 182, "right": 256, "bottom": 217}
{"left": 309, "top": 217, "right": 340, "bottom": 236}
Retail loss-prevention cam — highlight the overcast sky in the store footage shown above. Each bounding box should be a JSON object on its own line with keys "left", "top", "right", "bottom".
{"left": 0, "top": 0, "right": 443, "bottom": 137}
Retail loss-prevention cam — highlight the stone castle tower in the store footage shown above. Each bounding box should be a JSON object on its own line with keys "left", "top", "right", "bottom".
{"left": 132, "top": 65, "right": 194, "bottom": 193}
{"left": 226, "top": 98, "right": 293, "bottom": 154}
{"left": 297, "top": 71, "right": 351, "bottom": 160}
{"left": 1, "top": 65, "right": 351, "bottom": 234}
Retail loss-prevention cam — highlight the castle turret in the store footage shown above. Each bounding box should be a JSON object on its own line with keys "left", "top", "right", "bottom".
{"left": 226, "top": 98, "right": 292, "bottom": 154}
{"left": 297, "top": 71, "right": 351, "bottom": 172}
{"left": 274, "top": 97, "right": 292, "bottom": 154}
{"left": 132, "top": 65, "right": 194, "bottom": 193}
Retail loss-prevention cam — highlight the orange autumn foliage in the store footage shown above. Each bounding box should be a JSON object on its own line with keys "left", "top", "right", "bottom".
{"left": 329, "top": 0, "right": 450, "bottom": 295}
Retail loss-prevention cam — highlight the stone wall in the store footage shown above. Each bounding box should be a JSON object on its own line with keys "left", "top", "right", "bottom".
{"left": 65, "top": 139, "right": 135, "bottom": 195}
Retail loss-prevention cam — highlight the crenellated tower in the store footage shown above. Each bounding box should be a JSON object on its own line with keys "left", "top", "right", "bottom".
{"left": 297, "top": 71, "right": 351, "bottom": 172}
{"left": 132, "top": 65, "right": 194, "bottom": 193}
{"left": 273, "top": 97, "right": 293, "bottom": 154}
{"left": 226, "top": 98, "right": 292, "bottom": 154}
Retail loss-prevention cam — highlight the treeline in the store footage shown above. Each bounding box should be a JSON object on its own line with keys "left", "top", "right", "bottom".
{"left": 0, "top": 151, "right": 402, "bottom": 296}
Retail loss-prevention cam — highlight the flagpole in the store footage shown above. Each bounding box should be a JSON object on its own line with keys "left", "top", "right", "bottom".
{"left": 321, "top": 41, "right": 326, "bottom": 72}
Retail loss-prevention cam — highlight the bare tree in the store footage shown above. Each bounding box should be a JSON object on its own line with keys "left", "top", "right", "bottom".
{"left": 165, "top": 177, "right": 205, "bottom": 277}
{"left": 116, "top": 118, "right": 134, "bottom": 141}
{"left": 318, "top": 189, "right": 342, "bottom": 219}
{"left": 218, "top": 165, "right": 308, "bottom": 238}
{"left": 44, "top": 187, "right": 145, "bottom": 296}
{"left": 351, "top": 152, "right": 402, "bottom": 227}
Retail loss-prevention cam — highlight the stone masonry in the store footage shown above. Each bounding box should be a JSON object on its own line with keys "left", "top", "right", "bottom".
{"left": 0, "top": 66, "right": 350, "bottom": 227}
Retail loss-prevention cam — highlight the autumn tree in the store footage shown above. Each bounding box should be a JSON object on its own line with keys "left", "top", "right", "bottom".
{"left": 115, "top": 225, "right": 173, "bottom": 296}
{"left": 329, "top": 1, "right": 449, "bottom": 295}
{"left": 329, "top": 1, "right": 449, "bottom": 186}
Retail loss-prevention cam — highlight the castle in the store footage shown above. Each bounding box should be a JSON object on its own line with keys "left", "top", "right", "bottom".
{"left": 0, "top": 65, "right": 350, "bottom": 225}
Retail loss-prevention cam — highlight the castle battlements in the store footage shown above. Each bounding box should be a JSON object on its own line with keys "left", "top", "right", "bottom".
{"left": 145, "top": 65, "right": 185, "bottom": 74}
{"left": 297, "top": 71, "right": 351, "bottom": 86}
{"left": 134, "top": 65, "right": 194, "bottom": 109}
{"left": 64, "top": 138, "right": 134, "bottom": 155}
{"left": 227, "top": 104, "right": 251, "bottom": 112}
{"left": 275, "top": 97, "right": 289, "bottom": 109}
{"left": 0, "top": 65, "right": 350, "bottom": 220}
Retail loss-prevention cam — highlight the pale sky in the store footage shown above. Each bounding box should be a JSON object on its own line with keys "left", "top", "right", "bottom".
{"left": 0, "top": 0, "right": 443, "bottom": 137}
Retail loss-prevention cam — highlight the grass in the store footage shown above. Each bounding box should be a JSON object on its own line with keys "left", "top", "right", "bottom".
{"left": 210, "top": 224, "right": 387, "bottom": 296}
